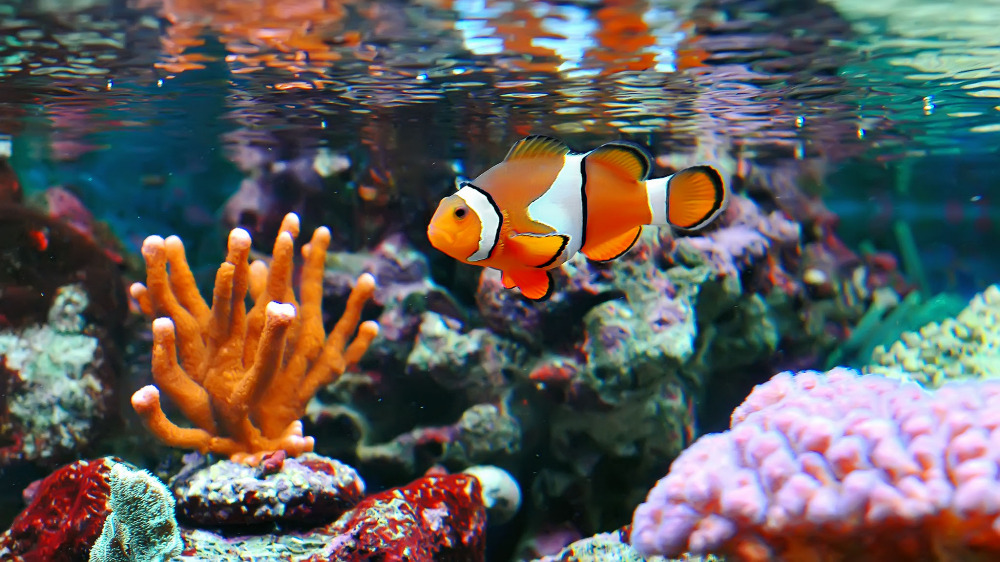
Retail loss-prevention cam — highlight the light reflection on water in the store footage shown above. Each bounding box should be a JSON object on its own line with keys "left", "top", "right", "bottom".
{"left": 0, "top": 0, "right": 997, "bottom": 288}
{"left": 1, "top": 0, "right": 998, "bottom": 159}
{"left": 831, "top": 0, "right": 1000, "bottom": 157}
{"left": 1, "top": 0, "right": 855, "bottom": 157}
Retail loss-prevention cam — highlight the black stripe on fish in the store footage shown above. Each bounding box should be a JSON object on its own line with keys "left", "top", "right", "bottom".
{"left": 538, "top": 270, "right": 556, "bottom": 301}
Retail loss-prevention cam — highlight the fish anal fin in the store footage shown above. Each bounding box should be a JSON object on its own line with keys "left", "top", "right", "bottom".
{"left": 500, "top": 270, "right": 517, "bottom": 289}
{"left": 582, "top": 226, "right": 643, "bottom": 262}
{"left": 505, "top": 269, "right": 555, "bottom": 300}
{"left": 667, "top": 165, "right": 727, "bottom": 230}
{"left": 586, "top": 140, "right": 653, "bottom": 181}
{"left": 508, "top": 233, "right": 569, "bottom": 268}
{"left": 504, "top": 136, "right": 571, "bottom": 162}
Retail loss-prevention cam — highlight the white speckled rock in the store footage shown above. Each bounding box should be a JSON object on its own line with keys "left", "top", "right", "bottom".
{"left": 170, "top": 452, "right": 365, "bottom": 527}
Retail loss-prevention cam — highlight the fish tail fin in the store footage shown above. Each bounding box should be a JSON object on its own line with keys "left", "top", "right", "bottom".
{"left": 645, "top": 166, "right": 727, "bottom": 229}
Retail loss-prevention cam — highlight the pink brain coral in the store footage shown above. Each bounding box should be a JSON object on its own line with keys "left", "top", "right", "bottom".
{"left": 630, "top": 368, "right": 1000, "bottom": 561}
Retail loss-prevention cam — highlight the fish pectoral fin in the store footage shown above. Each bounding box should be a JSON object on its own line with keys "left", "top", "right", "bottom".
{"left": 508, "top": 233, "right": 569, "bottom": 268}
{"left": 504, "top": 135, "right": 571, "bottom": 161}
{"left": 500, "top": 270, "right": 517, "bottom": 289}
{"left": 582, "top": 226, "right": 643, "bottom": 262}
{"left": 667, "top": 165, "right": 728, "bottom": 230}
{"left": 586, "top": 141, "right": 653, "bottom": 181}
{"left": 505, "top": 269, "right": 555, "bottom": 301}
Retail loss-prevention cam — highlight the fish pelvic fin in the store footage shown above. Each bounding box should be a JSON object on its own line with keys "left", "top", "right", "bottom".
{"left": 508, "top": 232, "right": 569, "bottom": 268}
{"left": 500, "top": 270, "right": 517, "bottom": 289}
{"left": 505, "top": 268, "right": 555, "bottom": 300}
{"left": 582, "top": 226, "right": 643, "bottom": 262}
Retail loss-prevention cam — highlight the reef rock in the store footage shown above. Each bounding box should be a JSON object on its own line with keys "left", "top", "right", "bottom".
{"left": 0, "top": 203, "right": 125, "bottom": 332}
{"left": 0, "top": 196, "right": 125, "bottom": 468}
{"left": 356, "top": 402, "right": 522, "bottom": 476}
{"left": 529, "top": 530, "right": 665, "bottom": 562}
{"left": 171, "top": 451, "right": 365, "bottom": 527}
{"left": 406, "top": 312, "right": 519, "bottom": 402}
{"left": 2, "top": 456, "right": 488, "bottom": 561}
{"left": 176, "top": 472, "right": 487, "bottom": 561}
{"left": 311, "top": 472, "right": 486, "bottom": 561}
{"left": 0, "top": 284, "right": 117, "bottom": 465}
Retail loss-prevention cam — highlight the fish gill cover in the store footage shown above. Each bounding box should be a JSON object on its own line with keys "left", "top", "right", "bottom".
{"left": 0, "top": 0, "right": 998, "bottom": 561}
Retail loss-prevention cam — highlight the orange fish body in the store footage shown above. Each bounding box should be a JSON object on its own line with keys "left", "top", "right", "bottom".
{"left": 427, "top": 136, "right": 728, "bottom": 300}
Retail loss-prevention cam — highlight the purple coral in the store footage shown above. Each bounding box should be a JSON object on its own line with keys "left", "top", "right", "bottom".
{"left": 681, "top": 194, "right": 800, "bottom": 278}
{"left": 630, "top": 368, "right": 1000, "bottom": 561}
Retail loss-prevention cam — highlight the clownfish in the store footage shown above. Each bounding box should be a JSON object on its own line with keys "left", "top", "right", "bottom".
{"left": 427, "top": 135, "right": 728, "bottom": 300}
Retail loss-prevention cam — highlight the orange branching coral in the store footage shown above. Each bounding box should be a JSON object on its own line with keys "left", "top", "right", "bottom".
{"left": 129, "top": 213, "right": 378, "bottom": 463}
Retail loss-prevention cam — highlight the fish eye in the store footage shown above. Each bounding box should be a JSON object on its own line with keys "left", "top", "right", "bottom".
{"left": 454, "top": 207, "right": 467, "bottom": 220}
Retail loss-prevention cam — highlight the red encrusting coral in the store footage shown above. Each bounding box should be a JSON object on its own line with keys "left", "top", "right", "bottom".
{"left": 0, "top": 458, "right": 115, "bottom": 561}
{"left": 312, "top": 473, "right": 486, "bottom": 562}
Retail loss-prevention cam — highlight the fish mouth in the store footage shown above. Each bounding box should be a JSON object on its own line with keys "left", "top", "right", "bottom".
{"left": 427, "top": 224, "right": 454, "bottom": 249}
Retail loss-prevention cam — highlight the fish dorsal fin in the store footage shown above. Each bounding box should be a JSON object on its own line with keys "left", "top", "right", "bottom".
{"left": 504, "top": 135, "right": 571, "bottom": 162}
{"left": 586, "top": 140, "right": 652, "bottom": 181}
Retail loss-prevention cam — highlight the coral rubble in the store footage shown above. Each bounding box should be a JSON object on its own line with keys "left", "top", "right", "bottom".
{"left": 530, "top": 531, "right": 651, "bottom": 562}
{"left": 528, "top": 530, "right": 726, "bottom": 562}
{"left": 129, "top": 212, "right": 379, "bottom": 462}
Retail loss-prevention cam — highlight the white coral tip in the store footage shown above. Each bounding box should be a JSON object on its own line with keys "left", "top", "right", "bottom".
{"left": 265, "top": 301, "right": 296, "bottom": 322}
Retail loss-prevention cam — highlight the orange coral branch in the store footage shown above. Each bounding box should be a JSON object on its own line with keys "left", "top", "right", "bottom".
{"left": 130, "top": 213, "right": 378, "bottom": 463}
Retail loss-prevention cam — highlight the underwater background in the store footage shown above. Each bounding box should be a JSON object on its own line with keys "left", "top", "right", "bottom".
{"left": 1, "top": 0, "right": 999, "bottom": 560}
